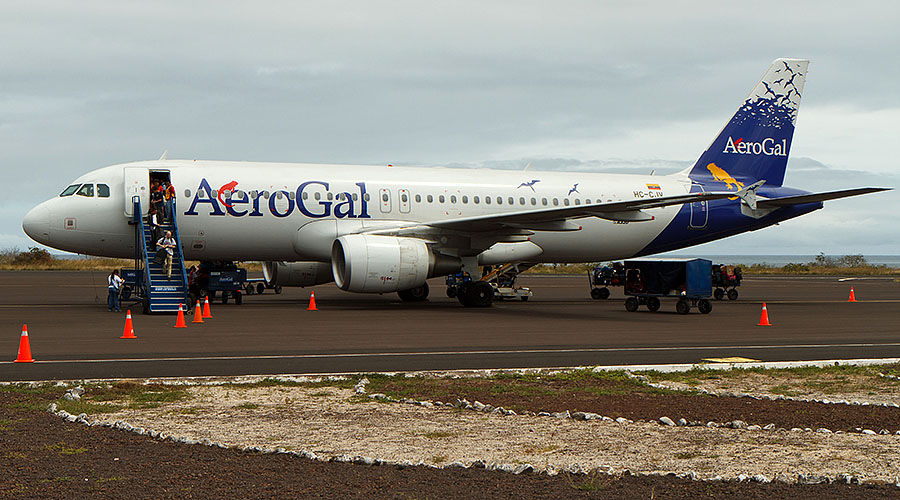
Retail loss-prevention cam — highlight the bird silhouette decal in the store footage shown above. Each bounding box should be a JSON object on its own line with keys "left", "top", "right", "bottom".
{"left": 517, "top": 179, "right": 541, "bottom": 191}
{"left": 568, "top": 183, "right": 580, "bottom": 195}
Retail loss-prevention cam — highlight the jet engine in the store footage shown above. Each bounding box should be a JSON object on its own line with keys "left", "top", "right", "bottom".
{"left": 331, "top": 234, "right": 460, "bottom": 293}
{"left": 262, "top": 261, "right": 334, "bottom": 287}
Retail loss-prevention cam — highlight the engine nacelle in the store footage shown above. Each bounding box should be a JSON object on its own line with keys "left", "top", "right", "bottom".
{"left": 331, "top": 234, "right": 459, "bottom": 293}
{"left": 262, "top": 261, "right": 334, "bottom": 287}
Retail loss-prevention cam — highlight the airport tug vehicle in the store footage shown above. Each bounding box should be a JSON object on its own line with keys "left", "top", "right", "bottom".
{"left": 622, "top": 258, "right": 713, "bottom": 315}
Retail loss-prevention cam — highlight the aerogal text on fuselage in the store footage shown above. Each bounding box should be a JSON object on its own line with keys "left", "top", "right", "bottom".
{"left": 184, "top": 179, "right": 372, "bottom": 219}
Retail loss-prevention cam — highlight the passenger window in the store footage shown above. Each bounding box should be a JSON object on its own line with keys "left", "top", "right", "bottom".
{"left": 302, "top": 192, "right": 309, "bottom": 200}
{"left": 315, "top": 192, "right": 321, "bottom": 201}
{"left": 450, "top": 195, "right": 457, "bottom": 203}
{"left": 575, "top": 199, "right": 581, "bottom": 205}
{"left": 508, "top": 197, "right": 514, "bottom": 205}
{"left": 276, "top": 191, "right": 284, "bottom": 200}
{"left": 288, "top": 191, "right": 295, "bottom": 200}
{"left": 427, "top": 194, "right": 433, "bottom": 203}
{"left": 60, "top": 184, "right": 80, "bottom": 197}
{"left": 401, "top": 193, "right": 408, "bottom": 202}
{"left": 519, "top": 197, "right": 525, "bottom": 205}
{"left": 542, "top": 198, "right": 548, "bottom": 206}
{"left": 97, "top": 184, "right": 110, "bottom": 197}
{"left": 415, "top": 194, "right": 421, "bottom": 203}
{"left": 381, "top": 193, "right": 388, "bottom": 202}
{"left": 76, "top": 184, "right": 94, "bottom": 197}
{"left": 327, "top": 192, "right": 333, "bottom": 201}
{"left": 474, "top": 196, "right": 480, "bottom": 204}
{"left": 185, "top": 189, "right": 192, "bottom": 198}
{"left": 352, "top": 193, "right": 358, "bottom": 201}
{"left": 496, "top": 197, "right": 502, "bottom": 205}
{"left": 439, "top": 195, "right": 445, "bottom": 203}
{"left": 485, "top": 197, "right": 491, "bottom": 205}
{"left": 553, "top": 198, "right": 559, "bottom": 206}
{"left": 462, "top": 195, "right": 468, "bottom": 204}
{"left": 364, "top": 193, "right": 371, "bottom": 201}
{"left": 531, "top": 197, "right": 536, "bottom": 205}
{"left": 564, "top": 199, "right": 570, "bottom": 206}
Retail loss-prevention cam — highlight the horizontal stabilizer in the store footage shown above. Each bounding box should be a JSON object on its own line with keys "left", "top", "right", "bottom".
{"left": 757, "top": 187, "right": 891, "bottom": 208}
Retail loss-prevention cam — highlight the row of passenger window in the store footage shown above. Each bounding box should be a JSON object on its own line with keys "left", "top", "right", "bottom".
{"left": 216, "top": 189, "right": 599, "bottom": 208}
{"left": 409, "top": 194, "right": 598, "bottom": 207}
{"left": 59, "top": 184, "right": 111, "bottom": 198}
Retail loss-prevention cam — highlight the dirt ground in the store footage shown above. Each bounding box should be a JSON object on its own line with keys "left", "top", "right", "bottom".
{"left": 3, "top": 390, "right": 899, "bottom": 500}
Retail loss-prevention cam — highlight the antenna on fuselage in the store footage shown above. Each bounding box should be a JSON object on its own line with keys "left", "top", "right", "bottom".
{"left": 159, "top": 150, "right": 168, "bottom": 161}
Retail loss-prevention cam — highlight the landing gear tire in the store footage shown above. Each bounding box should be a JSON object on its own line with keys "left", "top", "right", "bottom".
{"left": 458, "top": 282, "right": 493, "bottom": 307}
{"left": 646, "top": 296, "right": 661, "bottom": 312}
{"left": 713, "top": 288, "right": 725, "bottom": 300}
{"left": 273, "top": 285, "right": 283, "bottom": 294}
{"left": 676, "top": 299, "right": 691, "bottom": 315}
{"left": 446, "top": 286, "right": 458, "bottom": 298}
{"left": 233, "top": 290, "right": 243, "bottom": 305}
{"left": 398, "top": 283, "right": 430, "bottom": 302}
{"left": 624, "top": 297, "right": 639, "bottom": 312}
{"left": 591, "top": 287, "right": 610, "bottom": 300}
{"left": 727, "top": 288, "right": 739, "bottom": 301}
{"left": 698, "top": 298, "right": 712, "bottom": 314}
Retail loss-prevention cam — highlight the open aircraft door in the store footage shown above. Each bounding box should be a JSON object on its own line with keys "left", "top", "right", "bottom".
{"left": 123, "top": 167, "right": 149, "bottom": 217}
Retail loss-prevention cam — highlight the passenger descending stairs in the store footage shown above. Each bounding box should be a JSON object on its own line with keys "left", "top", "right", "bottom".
{"left": 135, "top": 200, "right": 189, "bottom": 313}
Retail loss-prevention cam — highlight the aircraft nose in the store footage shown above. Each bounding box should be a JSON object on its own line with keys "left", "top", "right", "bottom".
{"left": 22, "top": 204, "right": 52, "bottom": 245}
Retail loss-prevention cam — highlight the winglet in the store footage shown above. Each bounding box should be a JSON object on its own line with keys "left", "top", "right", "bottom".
{"left": 735, "top": 180, "right": 766, "bottom": 210}
{"left": 159, "top": 150, "right": 168, "bottom": 161}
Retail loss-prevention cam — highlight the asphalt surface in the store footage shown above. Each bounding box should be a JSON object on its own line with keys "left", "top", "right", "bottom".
{"left": 1, "top": 271, "right": 898, "bottom": 381}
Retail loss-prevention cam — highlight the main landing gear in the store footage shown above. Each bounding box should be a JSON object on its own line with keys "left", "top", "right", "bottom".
{"left": 397, "top": 283, "right": 430, "bottom": 302}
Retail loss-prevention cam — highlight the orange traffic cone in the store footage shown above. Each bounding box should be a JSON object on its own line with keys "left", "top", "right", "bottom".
{"left": 757, "top": 302, "right": 772, "bottom": 326}
{"left": 202, "top": 296, "right": 212, "bottom": 318}
{"left": 192, "top": 302, "right": 204, "bottom": 324}
{"left": 15, "top": 324, "right": 35, "bottom": 363}
{"left": 307, "top": 291, "right": 318, "bottom": 311}
{"left": 120, "top": 310, "right": 136, "bottom": 339}
{"left": 174, "top": 304, "right": 187, "bottom": 328}
{"left": 848, "top": 287, "right": 857, "bottom": 302}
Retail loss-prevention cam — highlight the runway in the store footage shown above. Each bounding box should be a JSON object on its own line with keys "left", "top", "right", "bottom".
{"left": 1, "top": 271, "right": 898, "bottom": 381}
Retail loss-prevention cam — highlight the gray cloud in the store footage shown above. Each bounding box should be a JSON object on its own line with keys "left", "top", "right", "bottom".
{"left": 3, "top": 1, "right": 898, "bottom": 255}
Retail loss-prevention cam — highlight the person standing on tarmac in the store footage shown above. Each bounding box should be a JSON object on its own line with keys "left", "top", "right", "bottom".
{"left": 157, "top": 230, "right": 177, "bottom": 278}
{"left": 108, "top": 269, "right": 124, "bottom": 312}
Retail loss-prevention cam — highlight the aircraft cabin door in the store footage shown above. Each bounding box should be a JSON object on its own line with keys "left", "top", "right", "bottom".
{"left": 689, "top": 184, "right": 708, "bottom": 229}
{"left": 379, "top": 188, "right": 391, "bottom": 213}
{"left": 123, "top": 167, "right": 149, "bottom": 217}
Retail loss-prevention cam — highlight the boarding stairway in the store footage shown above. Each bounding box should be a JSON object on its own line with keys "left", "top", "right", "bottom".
{"left": 131, "top": 197, "right": 190, "bottom": 313}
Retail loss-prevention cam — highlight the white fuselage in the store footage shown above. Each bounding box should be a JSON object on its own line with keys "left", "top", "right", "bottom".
{"left": 25, "top": 160, "right": 689, "bottom": 263}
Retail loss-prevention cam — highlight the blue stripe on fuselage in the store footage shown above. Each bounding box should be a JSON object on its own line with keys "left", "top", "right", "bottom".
{"left": 636, "top": 187, "right": 822, "bottom": 257}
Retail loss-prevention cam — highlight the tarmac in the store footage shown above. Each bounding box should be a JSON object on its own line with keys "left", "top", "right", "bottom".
{"left": 1, "top": 271, "right": 898, "bottom": 381}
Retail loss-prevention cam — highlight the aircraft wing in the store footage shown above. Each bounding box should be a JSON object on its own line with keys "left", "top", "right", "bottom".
{"left": 756, "top": 187, "right": 891, "bottom": 208}
{"left": 425, "top": 189, "right": 749, "bottom": 232}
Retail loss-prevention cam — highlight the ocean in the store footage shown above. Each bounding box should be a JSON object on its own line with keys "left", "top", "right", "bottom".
{"left": 657, "top": 254, "right": 900, "bottom": 268}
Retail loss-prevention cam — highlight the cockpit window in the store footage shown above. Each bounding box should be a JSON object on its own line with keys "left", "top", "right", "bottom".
{"left": 76, "top": 184, "right": 94, "bottom": 197}
{"left": 60, "top": 184, "right": 81, "bottom": 197}
{"left": 97, "top": 184, "right": 110, "bottom": 197}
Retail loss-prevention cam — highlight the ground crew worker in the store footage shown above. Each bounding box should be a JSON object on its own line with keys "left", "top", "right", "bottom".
{"left": 157, "top": 231, "right": 177, "bottom": 278}
{"left": 108, "top": 269, "right": 124, "bottom": 312}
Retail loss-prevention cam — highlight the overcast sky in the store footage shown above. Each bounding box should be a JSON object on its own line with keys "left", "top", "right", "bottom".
{"left": 3, "top": 1, "right": 898, "bottom": 256}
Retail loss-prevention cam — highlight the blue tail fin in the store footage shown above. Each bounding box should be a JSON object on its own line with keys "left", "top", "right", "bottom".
{"left": 687, "top": 58, "right": 808, "bottom": 189}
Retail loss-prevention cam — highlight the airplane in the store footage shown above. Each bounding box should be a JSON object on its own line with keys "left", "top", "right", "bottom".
{"left": 22, "top": 58, "right": 889, "bottom": 308}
